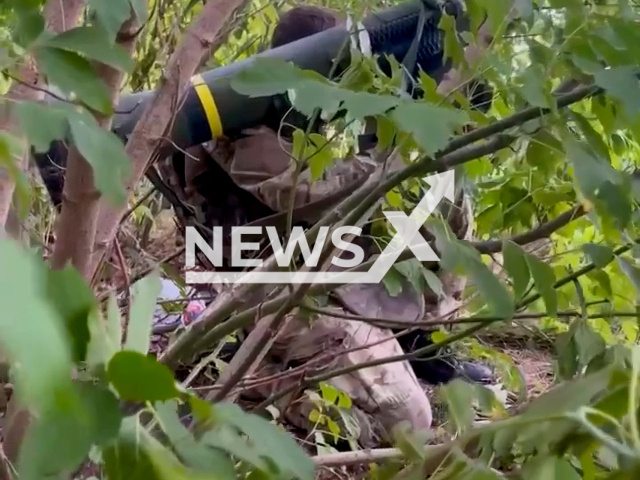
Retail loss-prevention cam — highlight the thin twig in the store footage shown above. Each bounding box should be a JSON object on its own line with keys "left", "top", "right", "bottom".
{"left": 114, "top": 237, "right": 132, "bottom": 337}
{"left": 2, "top": 72, "right": 77, "bottom": 105}
{"left": 120, "top": 187, "right": 157, "bottom": 224}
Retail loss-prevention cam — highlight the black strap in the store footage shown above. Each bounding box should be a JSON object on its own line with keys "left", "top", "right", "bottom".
{"left": 400, "top": 0, "right": 429, "bottom": 96}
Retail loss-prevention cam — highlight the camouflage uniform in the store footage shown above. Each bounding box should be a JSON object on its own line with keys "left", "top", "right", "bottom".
{"left": 179, "top": 124, "right": 474, "bottom": 446}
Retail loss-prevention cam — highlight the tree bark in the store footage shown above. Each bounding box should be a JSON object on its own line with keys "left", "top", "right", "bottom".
{"left": 89, "top": 0, "right": 250, "bottom": 278}
{"left": 50, "top": 15, "right": 142, "bottom": 278}
{"left": 0, "top": 0, "right": 86, "bottom": 231}
{"left": 2, "top": 2, "right": 91, "bottom": 476}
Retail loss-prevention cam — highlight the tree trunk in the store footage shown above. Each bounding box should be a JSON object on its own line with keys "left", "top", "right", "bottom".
{"left": 50, "top": 15, "right": 142, "bottom": 278}
{"left": 89, "top": 0, "right": 251, "bottom": 278}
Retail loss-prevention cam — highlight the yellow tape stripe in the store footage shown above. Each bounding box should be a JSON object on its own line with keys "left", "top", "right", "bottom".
{"left": 191, "top": 74, "right": 223, "bottom": 138}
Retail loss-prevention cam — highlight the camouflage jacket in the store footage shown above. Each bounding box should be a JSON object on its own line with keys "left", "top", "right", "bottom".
{"left": 200, "top": 126, "right": 377, "bottom": 223}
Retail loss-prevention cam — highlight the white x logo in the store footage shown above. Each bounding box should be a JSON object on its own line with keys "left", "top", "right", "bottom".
{"left": 365, "top": 170, "right": 455, "bottom": 283}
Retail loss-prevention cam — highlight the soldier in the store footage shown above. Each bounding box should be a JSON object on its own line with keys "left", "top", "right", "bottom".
{"left": 178, "top": 4, "right": 496, "bottom": 448}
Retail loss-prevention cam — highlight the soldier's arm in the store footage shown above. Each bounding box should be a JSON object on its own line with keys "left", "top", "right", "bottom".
{"left": 228, "top": 126, "right": 375, "bottom": 213}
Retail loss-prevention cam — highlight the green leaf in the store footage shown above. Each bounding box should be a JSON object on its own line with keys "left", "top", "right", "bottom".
{"left": 593, "top": 66, "right": 640, "bottom": 117}
{"left": 421, "top": 268, "right": 443, "bottom": 297}
{"left": 102, "top": 421, "right": 160, "bottom": 480}
{"left": 130, "top": 0, "right": 149, "bottom": 23}
{"left": 35, "top": 46, "right": 113, "bottom": 114}
{"left": 19, "top": 382, "right": 121, "bottom": 480}
{"left": 502, "top": 241, "right": 530, "bottom": 300}
{"left": 522, "top": 456, "right": 581, "bottom": 480}
{"left": 439, "top": 379, "right": 475, "bottom": 433}
{"left": 582, "top": 243, "right": 614, "bottom": 268}
{"left": 382, "top": 266, "right": 404, "bottom": 297}
{"left": 86, "top": 293, "right": 122, "bottom": 370}
{"left": 14, "top": 9, "right": 45, "bottom": 48}
{"left": 520, "top": 65, "right": 553, "bottom": 109}
{"left": 212, "top": 403, "right": 315, "bottom": 480}
{"left": 524, "top": 253, "right": 557, "bottom": 316}
{"left": 231, "top": 57, "right": 400, "bottom": 120}
{"left": 341, "top": 91, "right": 399, "bottom": 118}
{"left": 570, "top": 111, "right": 610, "bottom": 159}
{"left": 390, "top": 101, "right": 469, "bottom": 156}
{"left": 44, "top": 266, "right": 97, "bottom": 363}
{"left": 555, "top": 330, "right": 580, "bottom": 380}
{"left": 565, "top": 140, "right": 619, "bottom": 197}
{"left": 524, "top": 366, "right": 614, "bottom": 419}
{"left": 44, "top": 26, "right": 135, "bottom": 72}
{"left": 375, "top": 115, "right": 397, "bottom": 150}
{"left": 87, "top": 0, "right": 135, "bottom": 43}
{"left": 153, "top": 401, "right": 236, "bottom": 478}
{"left": 308, "top": 409, "right": 321, "bottom": 424}
{"left": 307, "top": 136, "right": 334, "bottom": 182}
{"left": 107, "top": 351, "right": 180, "bottom": 402}
{"left": 431, "top": 221, "right": 514, "bottom": 318}
{"left": 385, "top": 190, "right": 403, "bottom": 208}
{"left": 525, "top": 129, "right": 564, "bottom": 174}
{"left": 574, "top": 321, "right": 607, "bottom": 369}
{"left": 124, "top": 272, "right": 162, "bottom": 354}
{"left": 15, "top": 102, "right": 69, "bottom": 152}
{"left": 618, "top": 257, "right": 640, "bottom": 300}
{"left": 439, "top": 13, "right": 465, "bottom": 65}
{"left": 326, "top": 418, "right": 341, "bottom": 441}
{"left": 231, "top": 57, "right": 308, "bottom": 97}
{"left": 394, "top": 259, "right": 426, "bottom": 296}
{"left": 476, "top": 0, "right": 513, "bottom": 38}
{"left": 564, "top": 140, "right": 631, "bottom": 227}
{"left": 203, "top": 425, "right": 272, "bottom": 474}
{"left": 0, "top": 240, "right": 73, "bottom": 411}
{"left": 67, "top": 112, "right": 131, "bottom": 206}
{"left": 319, "top": 382, "right": 339, "bottom": 405}
{"left": 337, "top": 391, "right": 352, "bottom": 409}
